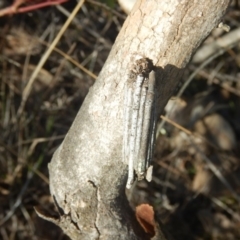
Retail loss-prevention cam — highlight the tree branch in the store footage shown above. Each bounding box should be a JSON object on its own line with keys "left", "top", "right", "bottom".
{"left": 40, "top": 0, "right": 230, "bottom": 239}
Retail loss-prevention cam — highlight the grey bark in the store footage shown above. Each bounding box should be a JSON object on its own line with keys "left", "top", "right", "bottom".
{"left": 37, "top": 0, "right": 230, "bottom": 239}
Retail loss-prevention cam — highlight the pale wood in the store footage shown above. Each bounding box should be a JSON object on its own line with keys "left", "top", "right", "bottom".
{"left": 41, "top": 0, "right": 230, "bottom": 239}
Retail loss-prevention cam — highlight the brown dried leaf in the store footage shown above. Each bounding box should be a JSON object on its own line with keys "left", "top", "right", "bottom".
{"left": 194, "top": 113, "right": 236, "bottom": 150}
{"left": 3, "top": 28, "right": 40, "bottom": 56}
{"left": 136, "top": 204, "right": 155, "bottom": 237}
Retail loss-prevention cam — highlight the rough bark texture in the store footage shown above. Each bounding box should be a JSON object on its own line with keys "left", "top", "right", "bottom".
{"left": 42, "top": 0, "right": 230, "bottom": 239}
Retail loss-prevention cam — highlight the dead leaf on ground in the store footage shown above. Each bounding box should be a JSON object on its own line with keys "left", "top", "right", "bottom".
{"left": 3, "top": 28, "right": 40, "bottom": 56}
{"left": 194, "top": 113, "right": 236, "bottom": 151}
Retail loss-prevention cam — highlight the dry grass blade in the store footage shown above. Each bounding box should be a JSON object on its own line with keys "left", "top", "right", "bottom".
{"left": 161, "top": 115, "right": 240, "bottom": 203}
{"left": 39, "top": 40, "right": 97, "bottom": 79}
{"left": 211, "top": 197, "right": 240, "bottom": 221}
{"left": 17, "top": 0, "right": 85, "bottom": 118}
{"left": 193, "top": 28, "right": 240, "bottom": 63}
{"left": 159, "top": 43, "right": 238, "bottom": 131}
{"left": 26, "top": 135, "right": 65, "bottom": 157}
{"left": 0, "top": 161, "right": 40, "bottom": 226}
{"left": 189, "top": 138, "right": 240, "bottom": 202}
